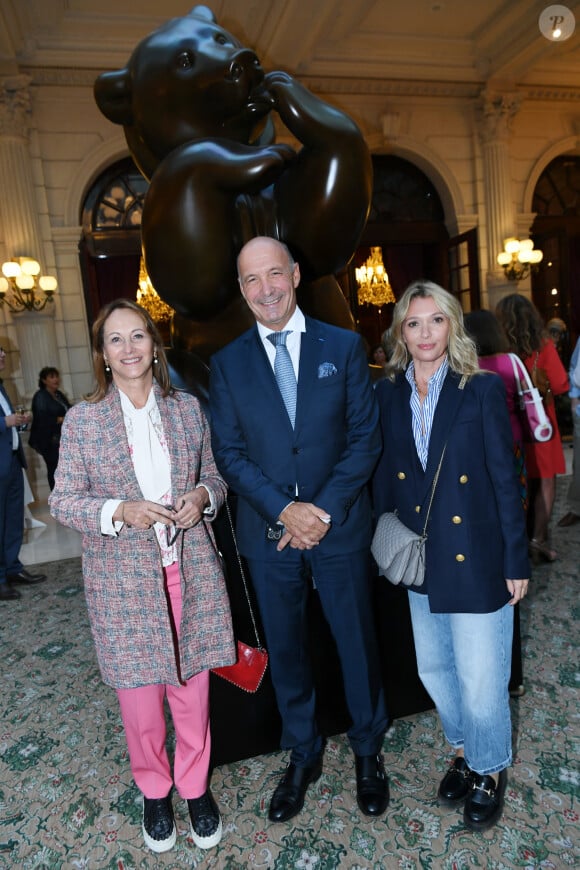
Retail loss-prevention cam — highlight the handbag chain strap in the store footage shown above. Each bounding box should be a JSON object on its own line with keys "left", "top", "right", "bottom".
{"left": 421, "top": 446, "right": 446, "bottom": 537}
{"left": 224, "top": 499, "right": 264, "bottom": 650}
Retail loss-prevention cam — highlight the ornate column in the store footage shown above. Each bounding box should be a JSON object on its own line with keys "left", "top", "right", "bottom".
{"left": 0, "top": 75, "right": 58, "bottom": 399}
{"left": 476, "top": 87, "right": 521, "bottom": 302}
{"left": 0, "top": 75, "right": 43, "bottom": 257}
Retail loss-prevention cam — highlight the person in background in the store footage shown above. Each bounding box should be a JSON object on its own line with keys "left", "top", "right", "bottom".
{"left": 0, "top": 345, "right": 47, "bottom": 601}
{"left": 495, "top": 295, "right": 569, "bottom": 564}
{"left": 373, "top": 281, "right": 529, "bottom": 832}
{"left": 210, "top": 237, "right": 389, "bottom": 825}
{"left": 546, "top": 318, "right": 572, "bottom": 436}
{"left": 368, "top": 342, "right": 388, "bottom": 384}
{"left": 464, "top": 309, "right": 528, "bottom": 697}
{"left": 28, "top": 367, "right": 72, "bottom": 490}
{"left": 464, "top": 310, "right": 527, "bottom": 509}
{"left": 369, "top": 343, "right": 387, "bottom": 366}
{"left": 557, "top": 335, "right": 580, "bottom": 527}
{"left": 546, "top": 317, "right": 567, "bottom": 357}
{"left": 50, "top": 300, "right": 235, "bottom": 855}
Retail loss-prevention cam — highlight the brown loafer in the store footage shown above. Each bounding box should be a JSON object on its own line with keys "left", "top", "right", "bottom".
{"left": 557, "top": 512, "right": 580, "bottom": 528}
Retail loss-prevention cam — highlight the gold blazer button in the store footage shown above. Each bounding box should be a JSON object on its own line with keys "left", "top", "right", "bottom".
{"left": 459, "top": 474, "right": 468, "bottom": 484}
{"left": 397, "top": 472, "right": 406, "bottom": 480}
{"left": 455, "top": 553, "right": 465, "bottom": 562}
{"left": 415, "top": 505, "right": 421, "bottom": 513}
{"left": 452, "top": 515, "right": 462, "bottom": 524}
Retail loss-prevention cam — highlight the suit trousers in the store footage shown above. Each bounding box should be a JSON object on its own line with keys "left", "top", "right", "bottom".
{"left": 0, "top": 451, "right": 24, "bottom": 585}
{"left": 247, "top": 547, "right": 388, "bottom": 767}
{"left": 116, "top": 561, "right": 211, "bottom": 799}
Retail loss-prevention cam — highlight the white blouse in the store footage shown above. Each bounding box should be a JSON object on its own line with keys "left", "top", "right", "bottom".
{"left": 101, "top": 387, "right": 177, "bottom": 566}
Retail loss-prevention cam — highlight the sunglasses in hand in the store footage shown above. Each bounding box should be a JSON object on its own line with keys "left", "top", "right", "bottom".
{"left": 160, "top": 505, "right": 182, "bottom": 548}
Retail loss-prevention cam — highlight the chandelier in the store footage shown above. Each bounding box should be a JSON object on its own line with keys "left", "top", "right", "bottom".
{"left": 355, "top": 246, "right": 395, "bottom": 309}
{"left": 497, "top": 237, "right": 543, "bottom": 282}
{"left": 136, "top": 256, "right": 173, "bottom": 326}
{"left": 0, "top": 257, "right": 57, "bottom": 312}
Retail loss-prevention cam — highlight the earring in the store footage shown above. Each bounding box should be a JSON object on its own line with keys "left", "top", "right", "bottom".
{"left": 153, "top": 352, "right": 159, "bottom": 365}
{"left": 104, "top": 360, "right": 111, "bottom": 373}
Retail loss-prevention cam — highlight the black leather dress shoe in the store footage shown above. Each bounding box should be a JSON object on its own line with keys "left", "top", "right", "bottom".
{"left": 0, "top": 583, "right": 21, "bottom": 600}
{"left": 7, "top": 569, "right": 47, "bottom": 585}
{"left": 355, "top": 754, "right": 389, "bottom": 816}
{"left": 464, "top": 769, "right": 507, "bottom": 831}
{"left": 268, "top": 760, "right": 322, "bottom": 823}
{"left": 557, "top": 511, "right": 580, "bottom": 527}
{"left": 438, "top": 757, "right": 472, "bottom": 806}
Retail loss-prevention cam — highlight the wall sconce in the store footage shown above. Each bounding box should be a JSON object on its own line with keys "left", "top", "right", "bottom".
{"left": 0, "top": 257, "right": 57, "bottom": 312}
{"left": 497, "top": 238, "right": 543, "bottom": 282}
{"left": 355, "top": 246, "right": 396, "bottom": 309}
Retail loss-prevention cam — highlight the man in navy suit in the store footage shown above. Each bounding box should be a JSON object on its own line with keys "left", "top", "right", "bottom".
{"left": 210, "top": 237, "right": 389, "bottom": 822}
{"left": 0, "top": 346, "right": 46, "bottom": 601}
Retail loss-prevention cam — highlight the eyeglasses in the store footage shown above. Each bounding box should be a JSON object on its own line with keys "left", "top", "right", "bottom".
{"left": 160, "top": 505, "right": 182, "bottom": 547}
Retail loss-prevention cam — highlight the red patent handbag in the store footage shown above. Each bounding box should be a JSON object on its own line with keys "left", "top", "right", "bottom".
{"left": 211, "top": 502, "right": 269, "bottom": 694}
{"left": 212, "top": 640, "right": 268, "bottom": 693}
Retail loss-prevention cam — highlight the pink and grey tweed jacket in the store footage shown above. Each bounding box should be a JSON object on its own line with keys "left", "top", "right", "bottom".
{"left": 49, "top": 383, "right": 235, "bottom": 689}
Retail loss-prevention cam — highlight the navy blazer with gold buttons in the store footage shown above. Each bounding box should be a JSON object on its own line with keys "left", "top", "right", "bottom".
{"left": 372, "top": 368, "right": 530, "bottom": 613}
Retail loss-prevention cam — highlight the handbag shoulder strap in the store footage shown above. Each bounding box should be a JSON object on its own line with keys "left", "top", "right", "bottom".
{"left": 508, "top": 352, "right": 534, "bottom": 393}
{"left": 224, "top": 500, "right": 264, "bottom": 650}
{"left": 421, "top": 444, "right": 446, "bottom": 535}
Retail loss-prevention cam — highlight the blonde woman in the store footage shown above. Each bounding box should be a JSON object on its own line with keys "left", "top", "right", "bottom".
{"left": 373, "top": 281, "right": 529, "bottom": 831}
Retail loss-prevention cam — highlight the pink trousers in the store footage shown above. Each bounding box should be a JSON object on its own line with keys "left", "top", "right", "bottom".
{"left": 116, "top": 562, "right": 211, "bottom": 800}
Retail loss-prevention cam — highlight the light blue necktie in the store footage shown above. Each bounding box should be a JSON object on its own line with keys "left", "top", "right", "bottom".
{"left": 267, "top": 330, "right": 297, "bottom": 427}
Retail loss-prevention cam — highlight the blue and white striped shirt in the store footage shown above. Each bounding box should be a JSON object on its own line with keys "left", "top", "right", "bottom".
{"left": 405, "top": 357, "right": 449, "bottom": 470}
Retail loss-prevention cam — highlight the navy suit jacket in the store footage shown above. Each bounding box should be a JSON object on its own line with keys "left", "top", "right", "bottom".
{"left": 0, "top": 383, "right": 26, "bottom": 478}
{"left": 209, "top": 316, "right": 381, "bottom": 560}
{"left": 373, "top": 369, "right": 530, "bottom": 613}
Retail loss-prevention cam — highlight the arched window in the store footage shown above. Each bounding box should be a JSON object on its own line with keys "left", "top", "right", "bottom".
{"left": 353, "top": 155, "right": 477, "bottom": 348}
{"left": 79, "top": 158, "right": 148, "bottom": 326}
{"left": 531, "top": 154, "right": 580, "bottom": 347}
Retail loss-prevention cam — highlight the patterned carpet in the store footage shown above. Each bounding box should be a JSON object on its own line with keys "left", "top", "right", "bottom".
{"left": 0, "top": 479, "right": 578, "bottom": 869}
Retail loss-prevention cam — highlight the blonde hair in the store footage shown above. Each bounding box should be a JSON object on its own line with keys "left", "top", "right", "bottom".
{"left": 386, "top": 280, "right": 480, "bottom": 377}
{"left": 86, "top": 298, "right": 172, "bottom": 403}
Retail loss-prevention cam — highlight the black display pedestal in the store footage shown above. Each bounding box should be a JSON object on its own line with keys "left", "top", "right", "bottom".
{"left": 209, "top": 503, "right": 435, "bottom": 767}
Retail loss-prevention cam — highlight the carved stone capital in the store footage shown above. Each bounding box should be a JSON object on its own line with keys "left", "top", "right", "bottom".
{"left": 477, "top": 88, "right": 521, "bottom": 144}
{"left": 0, "top": 75, "right": 32, "bottom": 138}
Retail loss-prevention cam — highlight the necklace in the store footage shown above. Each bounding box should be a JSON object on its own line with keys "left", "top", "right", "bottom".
{"left": 414, "top": 377, "right": 428, "bottom": 400}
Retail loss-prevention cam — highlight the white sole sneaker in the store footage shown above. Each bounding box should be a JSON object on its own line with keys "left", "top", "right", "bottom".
{"left": 190, "top": 814, "right": 222, "bottom": 849}
{"left": 142, "top": 820, "right": 176, "bottom": 853}
{"left": 142, "top": 795, "right": 177, "bottom": 853}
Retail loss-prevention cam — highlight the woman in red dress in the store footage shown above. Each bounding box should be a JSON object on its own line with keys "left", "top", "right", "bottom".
{"left": 495, "top": 295, "right": 569, "bottom": 563}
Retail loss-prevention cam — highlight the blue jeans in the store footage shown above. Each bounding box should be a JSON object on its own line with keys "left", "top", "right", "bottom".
{"left": 408, "top": 591, "right": 514, "bottom": 776}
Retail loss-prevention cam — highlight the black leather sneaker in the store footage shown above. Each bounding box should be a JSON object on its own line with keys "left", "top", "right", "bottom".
{"left": 188, "top": 789, "right": 222, "bottom": 849}
{"left": 142, "top": 793, "right": 176, "bottom": 853}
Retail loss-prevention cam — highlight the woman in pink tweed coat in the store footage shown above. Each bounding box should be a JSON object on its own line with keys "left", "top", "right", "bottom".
{"left": 50, "top": 299, "right": 235, "bottom": 855}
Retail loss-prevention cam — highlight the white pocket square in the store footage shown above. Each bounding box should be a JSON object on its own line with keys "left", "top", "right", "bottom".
{"left": 318, "top": 362, "right": 338, "bottom": 378}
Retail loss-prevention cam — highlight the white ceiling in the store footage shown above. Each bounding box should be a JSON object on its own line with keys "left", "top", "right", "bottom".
{"left": 1, "top": 0, "right": 580, "bottom": 92}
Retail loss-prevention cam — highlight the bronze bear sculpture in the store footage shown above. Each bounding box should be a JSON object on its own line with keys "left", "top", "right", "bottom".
{"left": 94, "top": 4, "right": 372, "bottom": 372}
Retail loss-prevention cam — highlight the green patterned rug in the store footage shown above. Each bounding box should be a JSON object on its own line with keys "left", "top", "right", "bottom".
{"left": 1, "top": 481, "right": 578, "bottom": 869}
